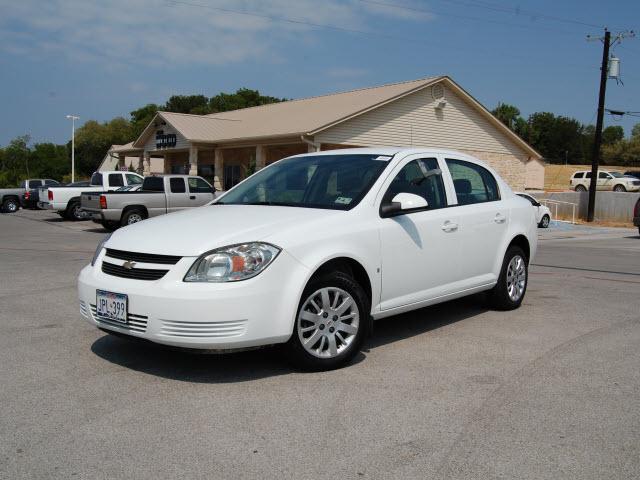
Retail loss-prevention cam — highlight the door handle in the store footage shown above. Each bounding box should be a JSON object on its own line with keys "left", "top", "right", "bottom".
{"left": 441, "top": 221, "right": 458, "bottom": 232}
{"left": 190, "top": 195, "right": 196, "bottom": 200}
{"left": 494, "top": 213, "right": 506, "bottom": 224}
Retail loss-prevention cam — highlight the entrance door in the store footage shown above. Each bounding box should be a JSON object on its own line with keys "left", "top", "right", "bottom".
{"left": 224, "top": 165, "right": 242, "bottom": 190}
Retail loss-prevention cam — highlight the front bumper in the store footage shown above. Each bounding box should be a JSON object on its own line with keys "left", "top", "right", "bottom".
{"left": 78, "top": 249, "right": 309, "bottom": 350}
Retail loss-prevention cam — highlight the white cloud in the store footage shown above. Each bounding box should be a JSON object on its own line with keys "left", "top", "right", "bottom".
{"left": 0, "top": 0, "right": 433, "bottom": 68}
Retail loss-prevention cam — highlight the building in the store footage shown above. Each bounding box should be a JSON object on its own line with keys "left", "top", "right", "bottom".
{"left": 112, "top": 76, "right": 544, "bottom": 190}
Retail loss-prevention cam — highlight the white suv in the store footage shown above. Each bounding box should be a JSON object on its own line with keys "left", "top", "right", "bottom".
{"left": 570, "top": 170, "right": 640, "bottom": 192}
{"left": 78, "top": 148, "right": 537, "bottom": 370}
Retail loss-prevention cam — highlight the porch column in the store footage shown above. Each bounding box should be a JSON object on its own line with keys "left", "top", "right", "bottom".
{"left": 143, "top": 152, "right": 151, "bottom": 175}
{"left": 189, "top": 145, "right": 198, "bottom": 175}
{"left": 307, "top": 142, "right": 321, "bottom": 153}
{"left": 214, "top": 149, "right": 223, "bottom": 191}
{"left": 118, "top": 153, "right": 125, "bottom": 169}
{"left": 255, "top": 145, "right": 266, "bottom": 170}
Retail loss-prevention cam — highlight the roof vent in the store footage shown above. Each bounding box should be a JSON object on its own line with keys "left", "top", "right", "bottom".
{"left": 431, "top": 83, "right": 445, "bottom": 101}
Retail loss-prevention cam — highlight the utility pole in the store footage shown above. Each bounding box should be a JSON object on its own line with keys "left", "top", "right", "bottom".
{"left": 586, "top": 29, "right": 635, "bottom": 222}
{"left": 586, "top": 29, "right": 610, "bottom": 222}
{"left": 66, "top": 115, "right": 80, "bottom": 183}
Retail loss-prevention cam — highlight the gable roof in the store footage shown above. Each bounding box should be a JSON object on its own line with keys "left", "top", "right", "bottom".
{"left": 132, "top": 75, "right": 541, "bottom": 159}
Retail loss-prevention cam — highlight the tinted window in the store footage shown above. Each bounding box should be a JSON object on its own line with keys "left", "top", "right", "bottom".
{"left": 383, "top": 158, "right": 447, "bottom": 209}
{"left": 126, "top": 174, "right": 143, "bottom": 185}
{"left": 585, "top": 172, "right": 592, "bottom": 179}
{"left": 573, "top": 172, "right": 584, "bottom": 179}
{"left": 90, "top": 173, "right": 103, "bottom": 186}
{"left": 142, "top": 177, "right": 165, "bottom": 192}
{"left": 108, "top": 173, "right": 124, "bottom": 187}
{"left": 170, "top": 178, "right": 186, "bottom": 193}
{"left": 188, "top": 177, "right": 213, "bottom": 193}
{"left": 44, "top": 179, "right": 59, "bottom": 186}
{"left": 598, "top": 172, "right": 610, "bottom": 179}
{"left": 219, "top": 154, "right": 388, "bottom": 210}
{"left": 28, "top": 180, "right": 43, "bottom": 188}
{"left": 446, "top": 159, "right": 500, "bottom": 205}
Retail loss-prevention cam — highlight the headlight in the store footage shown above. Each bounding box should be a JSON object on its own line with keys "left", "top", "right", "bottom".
{"left": 91, "top": 233, "right": 112, "bottom": 266}
{"left": 184, "top": 242, "right": 281, "bottom": 282}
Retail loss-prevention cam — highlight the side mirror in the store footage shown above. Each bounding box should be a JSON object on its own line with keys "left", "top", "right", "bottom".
{"left": 380, "top": 193, "right": 428, "bottom": 218}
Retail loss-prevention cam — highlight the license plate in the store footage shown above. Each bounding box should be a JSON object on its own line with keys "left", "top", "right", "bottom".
{"left": 96, "top": 290, "right": 128, "bottom": 323}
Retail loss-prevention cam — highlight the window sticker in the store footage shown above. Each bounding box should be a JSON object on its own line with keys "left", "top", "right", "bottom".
{"left": 374, "top": 155, "right": 392, "bottom": 161}
{"left": 335, "top": 196, "right": 352, "bottom": 205}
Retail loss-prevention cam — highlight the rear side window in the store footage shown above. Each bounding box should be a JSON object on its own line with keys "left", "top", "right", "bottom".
{"left": 108, "top": 173, "right": 124, "bottom": 187}
{"left": 126, "top": 174, "right": 143, "bottom": 185}
{"left": 142, "top": 177, "right": 165, "bottom": 192}
{"left": 44, "top": 179, "right": 59, "bottom": 186}
{"left": 446, "top": 159, "right": 500, "bottom": 205}
{"left": 28, "top": 180, "right": 43, "bottom": 189}
{"left": 573, "top": 172, "right": 584, "bottom": 179}
{"left": 383, "top": 158, "right": 447, "bottom": 209}
{"left": 188, "top": 177, "right": 213, "bottom": 193}
{"left": 170, "top": 178, "right": 186, "bottom": 193}
{"left": 90, "top": 173, "right": 103, "bottom": 186}
{"left": 585, "top": 172, "right": 592, "bottom": 179}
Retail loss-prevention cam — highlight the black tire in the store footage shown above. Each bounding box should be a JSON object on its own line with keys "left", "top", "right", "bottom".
{"left": 487, "top": 246, "right": 528, "bottom": 311}
{"left": 284, "top": 271, "right": 370, "bottom": 371}
{"left": 121, "top": 208, "right": 146, "bottom": 227}
{"left": 66, "top": 201, "right": 84, "bottom": 221}
{"left": 1, "top": 197, "right": 19, "bottom": 213}
{"left": 613, "top": 184, "right": 626, "bottom": 192}
{"left": 538, "top": 215, "right": 550, "bottom": 228}
{"left": 575, "top": 184, "right": 587, "bottom": 192}
{"left": 57, "top": 211, "right": 66, "bottom": 218}
{"left": 101, "top": 221, "right": 119, "bottom": 232}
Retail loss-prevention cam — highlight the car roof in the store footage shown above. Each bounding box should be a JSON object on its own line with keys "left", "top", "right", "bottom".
{"left": 298, "top": 147, "right": 479, "bottom": 157}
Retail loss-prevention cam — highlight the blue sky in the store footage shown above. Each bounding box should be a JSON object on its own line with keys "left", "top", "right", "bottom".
{"left": 0, "top": 0, "right": 638, "bottom": 146}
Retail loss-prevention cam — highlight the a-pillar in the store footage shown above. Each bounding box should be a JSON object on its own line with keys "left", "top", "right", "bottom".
{"left": 189, "top": 145, "right": 198, "bottom": 175}
{"left": 214, "top": 149, "right": 223, "bottom": 191}
{"left": 255, "top": 145, "right": 266, "bottom": 170}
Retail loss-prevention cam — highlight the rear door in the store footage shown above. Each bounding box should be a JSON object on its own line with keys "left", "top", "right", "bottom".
{"left": 187, "top": 177, "right": 215, "bottom": 206}
{"left": 167, "top": 177, "right": 190, "bottom": 212}
{"left": 445, "top": 158, "right": 507, "bottom": 288}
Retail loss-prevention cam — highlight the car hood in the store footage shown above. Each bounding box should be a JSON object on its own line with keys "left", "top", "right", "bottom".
{"left": 106, "top": 205, "right": 343, "bottom": 256}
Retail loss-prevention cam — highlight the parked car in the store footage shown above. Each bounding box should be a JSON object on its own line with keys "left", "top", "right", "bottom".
{"left": 1, "top": 178, "right": 58, "bottom": 213}
{"left": 624, "top": 171, "right": 640, "bottom": 179}
{"left": 78, "top": 148, "right": 537, "bottom": 371}
{"left": 22, "top": 179, "right": 61, "bottom": 209}
{"left": 633, "top": 196, "right": 640, "bottom": 235}
{"left": 570, "top": 170, "right": 640, "bottom": 192}
{"left": 39, "top": 171, "right": 144, "bottom": 220}
{"left": 516, "top": 192, "right": 552, "bottom": 228}
{"left": 81, "top": 175, "right": 214, "bottom": 231}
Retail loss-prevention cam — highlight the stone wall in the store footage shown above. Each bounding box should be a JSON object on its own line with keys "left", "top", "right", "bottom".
{"left": 459, "top": 150, "right": 528, "bottom": 191}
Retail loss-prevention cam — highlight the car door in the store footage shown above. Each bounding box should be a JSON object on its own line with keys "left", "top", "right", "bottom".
{"left": 107, "top": 173, "right": 124, "bottom": 191}
{"left": 445, "top": 158, "right": 507, "bottom": 288}
{"left": 125, "top": 173, "right": 143, "bottom": 188}
{"left": 378, "top": 155, "right": 460, "bottom": 311}
{"left": 597, "top": 171, "right": 612, "bottom": 190}
{"left": 187, "top": 177, "right": 215, "bottom": 206}
{"left": 167, "top": 177, "right": 190, "bottom": 212}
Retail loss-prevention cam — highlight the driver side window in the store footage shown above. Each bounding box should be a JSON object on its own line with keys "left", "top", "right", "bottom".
{"left": 383, "top": 158, "right": 447, "bottom": 210}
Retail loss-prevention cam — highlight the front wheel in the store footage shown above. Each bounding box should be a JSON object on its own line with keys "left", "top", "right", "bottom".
{"left": 538, "top": 215, "right": 550, "bottom": 228}
{"left": 284, "top": 271, "right": 370, "bottom": 371}
{"left": 1, "top": 198, "right": 19, "bottom": 213}
{"left": 613, "top": 184, "right": 626, "bottom": 192}
{"left": 487, "top": 246, "right": 528, "bottom": 311}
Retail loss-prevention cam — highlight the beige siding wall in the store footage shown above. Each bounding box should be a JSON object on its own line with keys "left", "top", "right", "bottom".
{"left": 143, "top": 123, "right": 190, "bottom": 152}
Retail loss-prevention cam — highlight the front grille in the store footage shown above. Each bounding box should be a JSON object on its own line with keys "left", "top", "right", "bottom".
{"left": 632, "top": 181, "right": 640, "bottom": 186}
{"left": 105, "top": 248, "right": 181, "bottom": 265}
{"left": 159, "top": 319, "right": 247, "bottom": 338}
{"left": 102, "top": 261, "right": 168, "bottom": 280}
{"left": 90, "top": 304, "right": 148, "bottom": 333}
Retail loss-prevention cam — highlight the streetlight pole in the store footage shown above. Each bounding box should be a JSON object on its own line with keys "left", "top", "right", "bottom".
{"left": 66, "top": 115, "right": 79, "bottom": 183}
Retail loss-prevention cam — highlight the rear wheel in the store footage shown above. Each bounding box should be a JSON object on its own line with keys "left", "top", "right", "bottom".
{"left": 1, "top": 197, "right": 19, "bottom": 213}
{"left": 613, "top": 184, "right": 626, "bottom": 192}
{"left": 487, "top": 246, "right": 528, "bottom": 311}
{"left": 538, "top": 215, "right": 550, "bottom": 228}
{"left": 284, "top": 271, "right": 369, "bottom": 371}
{"left": 66, "top": 201, "right": 84, "bottom": 221}
{"left": 121, "top": 208, "right": 146, "bottom": 227}
{"left": 575, "top": 184, "right": 587, "bottom": 192}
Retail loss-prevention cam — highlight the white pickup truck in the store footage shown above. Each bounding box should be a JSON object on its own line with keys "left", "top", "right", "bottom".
{"left": 81, "top": 174, "right": 215, "bottom": 230}
{"left": 38, "top": 171, "right": 144, "bottom": 220}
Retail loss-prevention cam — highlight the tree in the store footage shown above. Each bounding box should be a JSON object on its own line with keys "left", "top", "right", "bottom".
{"left": 527, "top": 112, "right": 584, "bottom": 164}
{"left": 130, "top": 103, "right": 159, "bottom": 138}
{"left": 631, "top": 123, "right": 640, "bottom": 139}
{"left": 209, "top": 88, "right": 286, "bottom": 113}
{"left": 602, "top": 125, "right": 624, "bottom": 145}
{"left": 74, "top": 117, "right": 134, "bottom": 176}
{"left": 1, "top": 135, "right": 31, "bottom": 186}
{"left": 164, "top": 95, "right": 210, "bottom": 114}
{"left": 492, "top": 103, "right": 521, "bottom": 130}
{"left": 29, "top": 143, "right": 70, "bottom": 180}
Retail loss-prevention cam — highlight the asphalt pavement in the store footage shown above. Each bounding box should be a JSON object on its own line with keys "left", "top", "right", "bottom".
{"left": 1, "top": 210, "right": 639, "bottom": 479}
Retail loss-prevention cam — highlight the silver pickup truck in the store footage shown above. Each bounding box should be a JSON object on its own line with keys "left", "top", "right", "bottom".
{"left": 81, "top": 174, "right": 215, "bottom": 230}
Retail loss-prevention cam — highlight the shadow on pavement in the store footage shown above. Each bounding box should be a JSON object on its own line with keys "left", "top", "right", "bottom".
{"left": 91, "top": 294, "right": 488, "bottom": 382}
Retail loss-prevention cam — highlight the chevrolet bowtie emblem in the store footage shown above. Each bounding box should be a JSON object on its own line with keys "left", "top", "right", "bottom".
{"left": 123, "top": 260, "right": 136, "bottom": 270}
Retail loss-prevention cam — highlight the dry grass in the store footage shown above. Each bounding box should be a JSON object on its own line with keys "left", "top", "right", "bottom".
{"left": 544, "top": 164, "right": 629, "bottom": 191}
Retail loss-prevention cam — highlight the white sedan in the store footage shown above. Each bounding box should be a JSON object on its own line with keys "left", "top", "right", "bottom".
{"left": 78, "top": 148, "right": 537, "bottom": 370}
{"left": 516, "top": 192, "right": 552, "bottom": 228}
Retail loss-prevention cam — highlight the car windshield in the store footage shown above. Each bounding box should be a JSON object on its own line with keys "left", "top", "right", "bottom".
{"left": 217, "top": 154, "right": 391, "bottom": 210}
{"left": 610, "top": 172, "right": 624, "bottom": 178}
